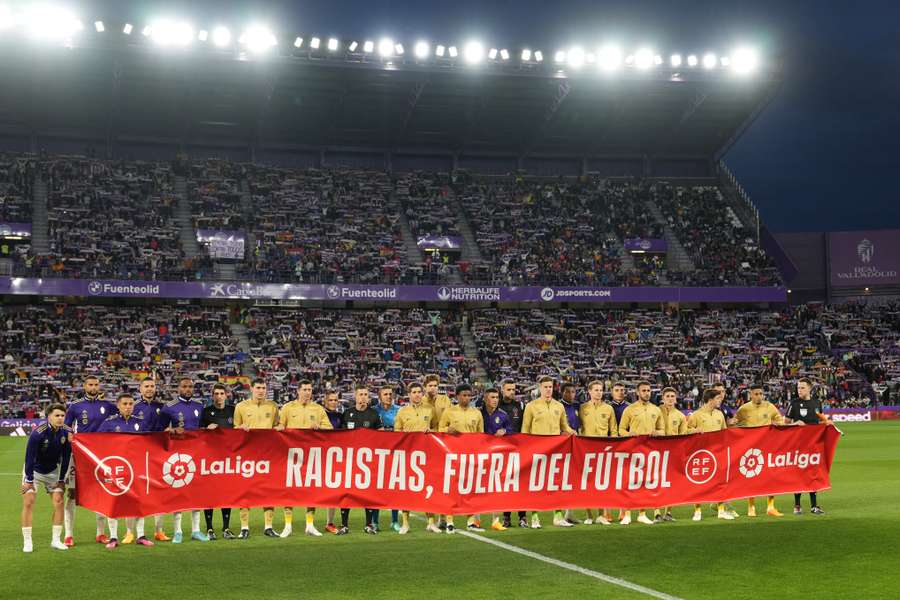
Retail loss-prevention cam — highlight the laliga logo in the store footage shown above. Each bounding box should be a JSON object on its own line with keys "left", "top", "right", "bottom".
{"left": 437, "top": 287, "right": 451, "bottom": 301}
{"left": 94, "top": 456, "right": 134, "bottom": 496}
{"left": 326, "top": 286, "right": 341, "bottom": 299}
{"left": 163, "top": 453, "right": 196, "bottom": 488}
{"left": 540, "top": 287, "right": 555, "bottom": 301}
{"left": 88, "top": 281, "right": 103, "bottom": 295}
{"left": 739, "top": 448, "right": 764, "bottom": 478}
{"left": 857, "top": 239, "right": 874, "bottom": 264}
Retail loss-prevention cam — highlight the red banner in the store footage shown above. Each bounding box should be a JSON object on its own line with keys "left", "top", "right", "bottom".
{"left": 72, "top": 425, "right": 841, "bottom": 518}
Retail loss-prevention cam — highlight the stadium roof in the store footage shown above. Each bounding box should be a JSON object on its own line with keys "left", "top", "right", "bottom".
{"left": 0, "top": 38, "right": 783, "bottom": 161}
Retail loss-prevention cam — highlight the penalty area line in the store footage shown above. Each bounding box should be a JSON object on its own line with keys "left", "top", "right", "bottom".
{"left": 411, "top": 514, "right": 681, "bottom": 599}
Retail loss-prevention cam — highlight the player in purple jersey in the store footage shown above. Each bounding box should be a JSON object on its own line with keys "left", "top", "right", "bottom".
{"left": 62, "top": 375, "right": 117, "bottom": 547}
{"left": 98, "top": 393, "right": 153, "bottom": 549}
{"left": 128, "top": 376, "right": 170, "bottom": 543}
{"left": 158, "top": 377, "right": 209, "bottom": 544}
{"left": 21, "top": 404, "right": 71, "bottom": 553}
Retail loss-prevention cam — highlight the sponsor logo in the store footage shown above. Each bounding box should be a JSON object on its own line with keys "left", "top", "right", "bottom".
{"left": 327, "top": 286, "right": 398, "bottom": 300}
{"left": 437, "top": 287, "right": 451, "bottom": 301}
{"left": 162, "top": 453, "right": 196, "bottom": 488}
{"left": 327, "top": 286, "right": 341, "bottom": 299}
{"left": 639, "top": 239, "right": 653, "bottom": 250}
{"left": 857, "top": 239, "right": 874, "bottom": 264}
{"left": 830, "top": 412, "right": 872, "bottom": 423}
{"left": 684, "top": 449, "right": 717, "bottom": 484}
{"left": 86, "top": 281, "right": 161, "bottom": 296}
{"left": 738, "top": 448, "right": 764, "bottom": 478}
{"left": 209, "top": 283, "right": 226, "bottom": 297}
{"left": 548, "top": 289, "right": 613, "bottom": 300}
{"left": 540, "top": 287, "right": 555, "bottom": 301}
{"left": 95, "top": 456, "right": 134, "bottom": 496}
{"left": 431, "top": 286, "right": 500, "bottom": 302}
{"left": 88, "top": 281, "right": 103, "bottom": 295}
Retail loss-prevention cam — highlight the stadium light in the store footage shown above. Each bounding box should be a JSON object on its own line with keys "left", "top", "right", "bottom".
{"left": 21, "top": 4, "right": 82, "bottom": 41}
{"left": 448, "top": 45, "right": 458, "bottom": 58}
{"left": 395, "top": 42, "right": 404, "bottom": 55}
{"left": 122, "top": 23, "right": 133, "bottom": 35}
{"left": 363, "top": 40, "right": 374, "bottom": 53}
{"left": 720, "top": 56, "right": 730, "bottom": 67}
{"left": 702, "top": 53, "right": 717, "bottom": 69}
{"left": 327, "top": 37, "right": 338, "bottom": 51}
{"left": 142, "top": 25, "right": 151, "bottom": 36}
{"left": 94, "top": 20, "right": 104, "bottom": 33}
{"left": 310, "top": 36, "right": 320, "bottom": 49}
{"left": 435, "top": 44, "right": 445, "bottom": 57}
{"left": 464, "top": 41, "right": 484, "bottom": 64}
{"left": 654, "top": 54, "right": 663, "bottom": 66}
{"left": 586, "top": 52, "right": 596, "bottom": 64}
{"left": 521, "top": 48, "right": 531, "bottom": 61}
{"left": 597, "top": 45, "right": 622, "bottom": 71}
{"left": 533, "top": 50, "right": 543, "bottom": 62}
{"left": 212, "top": 26, "right": 231, "bottom": 47}
{"left": 0, "top": 5, "right": 12, "bottom": 31}
{"left": 149, "top": 19, "right": 194, "bottom": 47}
{"left": 687, "top": 54, "right": 698, "bottom": 67}
{"left": 554, "top": 50, "right": 566, "bottom": 64}
{"left": 731, "top": 46, "right": 759, "bottom": 74}
{"left": 348, "top": 40, "right": 358, "bottom": 51}
{"left": 500, "top": 48, "right": 509, "bottom": 61}
{"left": 635, "top": 48, "right": 655, "bottom": 69}
{"left": 378, "top": 37, "right": 394, "bottom": 57}
{"left": 414, "top": 40, "right": 429, "bottom": 58}
{"left": 488, "top": 47, "right": 498, "bottom": 60}
{"left": 197, "top": 29, "right": 208, "bottom": 42}
{"left": 567, "top": 46, "right": 585, "bottom": 68}
{"left": 293, "top": 36, "right": 303, "bottom": 48}
{"left": 670, "top": 53, "right": 682, "bottom": 67}
{"left": 240, "top": 25, "right": 276, "bottom": 53}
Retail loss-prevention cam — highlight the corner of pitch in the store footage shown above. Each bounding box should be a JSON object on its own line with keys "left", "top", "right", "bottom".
{"left": 579, "top": 447, "right": 672, "bottom": 491}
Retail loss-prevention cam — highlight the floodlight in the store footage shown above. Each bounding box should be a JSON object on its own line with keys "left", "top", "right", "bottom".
{"left": 448, "top": 45, "right": 458, "bottom": 58}
{"left": 310, "top": 36, "right": 320, "bottom": 49}
{"left": 533, "top": 50, "right": 543, "bottom": 62}
{"left": 731, "top": 47, "right": 759, "bottom": 74}
{"left": 521, "top": 48, "right": 532, "bottom": 61}
{"left": 567, "top": 46, "right": 585, "bottom": 68}
{"left": 597, "top": 45, "right": 622, "bottom": 71}
{"left": 212, "top": 26, "right": 231, "bottom": 47}
{"left": 670, "top": 54, "right": 682, "bottom": 67}
{"left": 464, "top": 41, "right": 484, "bottom": 63}
{"left": 635, "top": 48, "right": 654, "bottom": 69}
{"left": 363, "top": 40, "right": 374, "bottom": 53}
{"left": 435, "top": 44, "right": 445, "bottom": 57}
{"left": 687, "top": 54, "right": 698, "bottom": 67}
{"left": 414, "top": 40, "right": 429, "bottom": 58}
{"left": 94, "top": 21, "right": 104, "bottom": 32}
{"left": 241, "top": 25, "right": 276, "bottom": 53}
{"left": 328, "top": 37, "right": 338, "bottom": 51}
{"left": 702, "top": 53, "right": 717, "bottom": 69}
{"left": 378, "top": 37, "right": 394, "bottom": 57}
{"left": 500, "top": 49, "right": 509, "bottom": 60}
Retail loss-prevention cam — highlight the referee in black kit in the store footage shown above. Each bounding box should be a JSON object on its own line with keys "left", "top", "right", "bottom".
{"left": 201, "top": 383, "right": 237, "bottom": 539}
{"left": 785, "top": 378, "right": 829, "bottom": 516}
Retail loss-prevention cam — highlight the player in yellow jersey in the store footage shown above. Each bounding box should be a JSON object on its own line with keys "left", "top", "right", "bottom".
{"left": 687, "top": 388, "right": 734, "bottom": 521}
{"left": 735, "top": 384, "right": 785, "bottom": 517}
{"left": 393, "top": 382, "right": 434, "bottom": 534}
{"left": 618, "top": 381, "right": 664, "bottom": 525}
{"left": 423, "top": 374, "right": 452, "bottom": 432}
{"left": 233, "top": 379, "right": 280, "bottom": 539}
{"left": 276, "top": 380, "right": 333, "bottom": 537}
{"left": 438, "top": 384, "right": 485, "bottom": 534}
{"left": 578, "top": 380, "right": 617, "bottom": 525}
{"left": 521, "top": 376, "right": 575, "bottom": 529}
{"left": 655, "top": 387, "right": 688, "bottom": 522}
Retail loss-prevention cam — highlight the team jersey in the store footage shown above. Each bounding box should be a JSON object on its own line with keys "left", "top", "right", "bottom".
{"left": 134, "top": 398, "right": 166, "bottom": 432}
{"left": 481, "top": 406, "right": 511, "bottom": 435}
{"left": 438, "top": 405, "right": 484, "bottom": 433}
{"left": 24, "top": 422, "right": 72, "bottom": 482}
{"left": 498, "top": 398, "right": 525, "bottom": 432}
{"left": 158, "top": 397, "right": 205, "bottom": 431}
{"left": 374, "top": 403, "right": 400, "bottom": 430}
{"left": 562, "top": 402, "right": 580, "bottom": 432}
{"left": 610, "top": 400, "right": 630, "bottom": 424}
{"left": 579, "top": 401, "right": 618, "bottom": 437}
{"left": 735, "top": 401, "right": 783, "bottom": 427}
{"left": 422, "top": 393, "right": 451, "bottom": 429}
{"left": 619, "top": 402, "right": 664, "bottom": 436}
{"left": 660, "top": 406, "right": 688, "bottom": 436}
{"left": 98, "top": 414, "right": 148, "bottom": 433}
{"left": 342, "top": 406, "right": 382, "bottom": 430}
{"left": 394, "top": 405, "right": 433, "bottom": 432}
{"left": 64, "top": 395, "right": 117, "bottom": 433}
{"left": 687, "top": 406, "right": 727, "bottom": 433}
{"left": 201, "top": 404, "right": 236, "bottom": 429}
{"left": 521, "top": 399, "right": 573, "bottom": 436}
{"left": 234, "top": 399, "right": 279, "bottom": 429}
{"left": 326, "top": 409, "right": 344, "bottom": 430}
{"left": 279, "top": 401, "right": 333, "bottom": 430}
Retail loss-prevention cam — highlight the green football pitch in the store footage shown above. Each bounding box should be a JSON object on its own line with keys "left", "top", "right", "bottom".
{"left": 2, "top": 422, "right": 898, "bottom": 599}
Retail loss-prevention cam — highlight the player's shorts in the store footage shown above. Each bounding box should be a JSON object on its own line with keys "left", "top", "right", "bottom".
{"left": 22, "top": 466, "right": 64, "bottom": 494}
{"left": 65, "top": 455, "right": 76, "bottom": 489}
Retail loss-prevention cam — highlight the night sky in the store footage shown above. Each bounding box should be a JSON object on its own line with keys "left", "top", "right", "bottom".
{"left": 91, "top": 0, "right": 900, "bottom": 232}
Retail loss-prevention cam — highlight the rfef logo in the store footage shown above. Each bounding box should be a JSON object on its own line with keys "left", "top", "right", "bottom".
{"left": 739, "top": 448, "right": 764, "bottom": 478}
{"left": 94, "top": 456, "right": 134, "bottom": 496}
{"left": 684, "top": 449, "right": 717, "bottom": 484}
{"left": 163, "top": 453, "right": 196, "bottom": 488}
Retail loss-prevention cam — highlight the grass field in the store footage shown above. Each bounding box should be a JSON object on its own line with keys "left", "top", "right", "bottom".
{"left": 2, "top": 422, "right": 898, "bottom": 599}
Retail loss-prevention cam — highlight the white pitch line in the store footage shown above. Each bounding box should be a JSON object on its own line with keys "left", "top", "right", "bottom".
{"left": 411, "top": 515, "right": 681, "bottom": 600}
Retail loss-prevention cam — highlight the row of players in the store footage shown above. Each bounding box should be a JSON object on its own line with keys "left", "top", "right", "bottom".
{"left": 20, "top": 374, "right": 829, "bottom": 552}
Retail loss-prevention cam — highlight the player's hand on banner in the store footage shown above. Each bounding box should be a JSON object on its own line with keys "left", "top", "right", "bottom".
{"left": 275, "top": 424, "right": 285, "bottom": 431}
{"left": 495, "top": 429, "right": 506, "bottom": 436}
{"left": 207, "top": 424, "right": 218, "bottom": 429}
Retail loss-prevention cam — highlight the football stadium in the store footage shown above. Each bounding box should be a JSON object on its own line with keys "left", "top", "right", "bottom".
{"left": 1, "top": 4, "right": 899, "bottom": 600}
